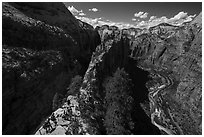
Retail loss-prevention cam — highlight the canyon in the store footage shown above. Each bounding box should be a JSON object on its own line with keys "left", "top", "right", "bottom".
{"left": 2, "top": 2, "right": 202, "bottom": 135}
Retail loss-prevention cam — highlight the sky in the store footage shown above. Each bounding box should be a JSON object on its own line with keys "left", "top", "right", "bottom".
{"left": 64, "top": 2, "right": 202, "bottom": 28}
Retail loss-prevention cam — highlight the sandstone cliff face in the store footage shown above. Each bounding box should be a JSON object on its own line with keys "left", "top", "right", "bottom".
{"left": 2, "top": 2, "right": 100, "bottom": 134}
{"left": 34, "top": 26, "right": 159, "bottom": 135}
{"left": 35, "top": 30, "right": 132, "bottom": 135}
{"left": 2, "top": 2, "right": 201, "bottom": 135}
{"left": 129, "top": 13, "right": 202, "bottom": 134}
{"left": 35, "top": 12, "right": 201, "bottom": 135}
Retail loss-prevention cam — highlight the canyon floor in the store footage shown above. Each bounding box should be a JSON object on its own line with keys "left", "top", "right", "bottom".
{"left": 2, "top": 2, "right": 202, "bottom": 135}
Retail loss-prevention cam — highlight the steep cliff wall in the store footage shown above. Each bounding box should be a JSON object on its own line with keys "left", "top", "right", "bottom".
{"left": 35, "top": 12, "right": 201, "bottom": 135}
{"left": 2, "top": 2, "right": 201, "bottom": 135}
{"left": 129, "top": 13, "right": 202, "bottom": 134}
{"left": 2, "top": 2, "right": 100, "bottom": 134}
{"left": 35, "top": 33, "right": 131, "bottom": 135}
{"left": 35, "top": 27, "right": 160, "bottom": 135}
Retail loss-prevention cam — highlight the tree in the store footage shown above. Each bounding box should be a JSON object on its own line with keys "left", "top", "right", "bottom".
{"left": 66, "top": 75, "right": 82, "bottom": 96}
{"left": 52, "top": 92, "right": 59, "bottom": 111}
{"left": 103, "top": 68, "right": 134, "bottom": 134}
{"left": 52, "top": 92, "right": 63, "bottom": 111}
{"left": 104, "top": 102, "right": 131, "bottom": 135}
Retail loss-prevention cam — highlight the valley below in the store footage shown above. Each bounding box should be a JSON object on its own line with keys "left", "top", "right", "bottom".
{"left": 2, "top": 2, "right": 202, "bottom": 135}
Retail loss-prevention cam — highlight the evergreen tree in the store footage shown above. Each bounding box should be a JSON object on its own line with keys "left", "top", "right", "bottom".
{"left": 66, "top": 75, "right": 82, "bottom": 96}
{"left": 103, "top": 68, "right": 134, "bottom": 135}
{"left": 52, "top": 92, "right": 59, "bottom": 111}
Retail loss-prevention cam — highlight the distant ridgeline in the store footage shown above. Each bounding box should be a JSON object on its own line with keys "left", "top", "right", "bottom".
{"left": 2, "top": 2, "right": 202, "bottom": 135}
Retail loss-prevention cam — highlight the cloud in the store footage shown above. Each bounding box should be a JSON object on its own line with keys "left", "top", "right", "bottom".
{"left": 167, "top": 11, "right": 196, "bottom": 25}
{"left": 89, "top": 8, "right": 99, "bottom": 12}
{"left": 76, "top": 16, "right": 134, "bottom": 29}
{"left": 136, "top": 11, "right": 196, "bottom": 28}
{"left": 134, "top": 12, "right": 144, "bottom": 17}
{"left": 132, "top": 18, "right": 137, "bottom": 21}
{"left": 78, "top": 12, "right": 86, "bottom": 16}
{"left": 184, "top": 14, "right": 196, "bottom": 22}
{"left": 172, "top": 11, "right": 188, "bottom": 20}
{"left": 76, "top": 16, "right": 101, "bottom": 27}
{"left": 75, "top": 10, "right": 196, "bottom": 29}
{"left": 149, "top": 16, "right": 157, "bottom": 21}
{"left": 136, "top": 20, "right": 148, "bottom": 28}
{"left": 68, "top": 6, "right": 81, "bottom": 15}
{"left": 68, "top": 6, "right": 86, "bottom": 16}
{"left": 134, "top": 11, "right": 149, "bottom": 19}
{"left": 140, "top": 12, "right": 148, "bottom": 19}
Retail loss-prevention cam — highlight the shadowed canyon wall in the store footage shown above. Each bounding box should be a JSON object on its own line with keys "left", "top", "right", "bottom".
{"left": 2, "top": 2, "right": 202, "bottom": 135}
{"left": 2, "top": 2, "right": 100, "bottom": 134}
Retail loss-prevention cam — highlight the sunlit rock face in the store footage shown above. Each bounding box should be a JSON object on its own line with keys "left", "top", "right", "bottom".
{"left": 35, "top": 28, "right": 133, "bottom": 135}
{"left": 2, "top": 2, "right": 201, "bottom": 135}
{"left": 34, "top": 23, "right": 154, "bottom": 135}
{"left": 36, "top": 13, "right": 202, "bottom": 135}
{"left": 96, "top": 16, "right": 202, "bottom": 134}
{"left": 2, "top": 2, "right": 100, "bottom": 134}
{"left": 129, "top": 13, "right": 202, "bottom": 135}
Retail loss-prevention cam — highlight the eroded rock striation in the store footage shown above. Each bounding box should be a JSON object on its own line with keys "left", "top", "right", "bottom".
{"left": 35, "top": 12, "right": 201, "bottom": 135}
{"left": 129, "top": 13, "right": 202, "bottom": 134}
{"left": 2, "top": 2, "right": 201, "bottom": 135}
{"left": 2, "top": 2, "right": 100, "bottom": 134}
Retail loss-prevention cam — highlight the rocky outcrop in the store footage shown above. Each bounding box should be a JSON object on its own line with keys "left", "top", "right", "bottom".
{"left": 2, "top": 2, "right": 100, "bottom": 134}
{"left": 2, "top": 2, "right": 201, "bottom": 135}
{"left": 35, "top": 31, "right": 130, "bottom": 135}
{"left": 129, "top": 13, "right": 202, "bottom": 134}
{"left": 35, "top": 12, "right": 201, "bottom": 135}
{"left": 34, "top": 25, "right": 161, "bottom": 135}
